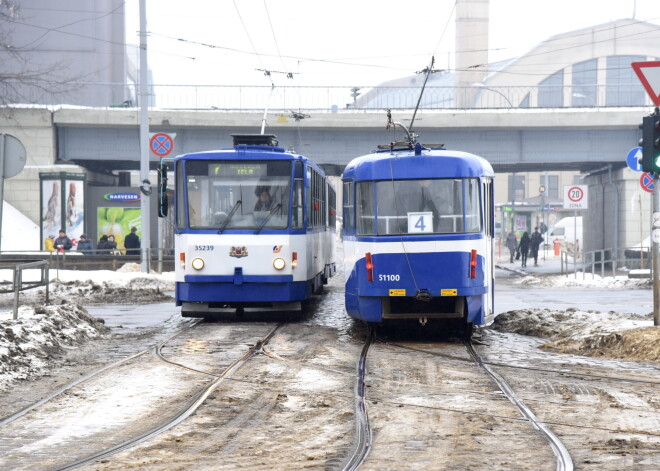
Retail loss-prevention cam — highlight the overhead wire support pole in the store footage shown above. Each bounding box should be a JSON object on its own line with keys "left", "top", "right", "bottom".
{"left": 260, "top": 83, "right": 275, "bottom": 135}
{"left": 654, "top": 168, "right": 660, "bottom": 326}
{"left": 139, "top": 0, "right": 151, "bottom": 273}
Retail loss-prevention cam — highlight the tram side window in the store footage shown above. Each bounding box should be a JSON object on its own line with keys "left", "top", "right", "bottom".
{"left": 292, "top": 161, "right": 303, "bottom": 229}
{"left": 356, "top": 182, "right": 375, "bottom": 235}
{"left": 176, "top": 160, "right": 185, "bottom": 229}
{"left": 328, "top": 184, "right": 336, "bottom": 229}
{"left": 343, "top": 182, "right": 354, "bottom": 233}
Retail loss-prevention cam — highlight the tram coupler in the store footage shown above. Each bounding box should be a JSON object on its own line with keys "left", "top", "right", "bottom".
{"left": 419, "top": 316, "right": 428, "bottom": 326}
{"left": 415, "top": 289, "right": 432, "bottom": 301}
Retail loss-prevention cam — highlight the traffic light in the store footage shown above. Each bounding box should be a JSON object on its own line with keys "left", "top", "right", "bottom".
{"left": 641, "top": 110, "right": 660, "bottom": 173}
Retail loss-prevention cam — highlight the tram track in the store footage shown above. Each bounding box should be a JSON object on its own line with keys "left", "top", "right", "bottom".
{"left": 463, "top": 340, "right": 574, "bottom": 471}
{"left": 346, "top": 330, "right": 573, "bottom": 470}
{"left": 0, "top": 320, "right": 280, "bottom": 471}
{"left": 342, "top": 326, "right": 373, "bottom": 471}
{"left": 0, "top": 319, "right": 203, "bottom": 428}
{"left": 54, "top": 325, "right": 281, "bottom": 471}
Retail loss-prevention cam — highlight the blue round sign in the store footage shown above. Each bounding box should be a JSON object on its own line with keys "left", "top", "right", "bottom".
{"left": 627, "top": 147, "right": 643, "bottom": 172}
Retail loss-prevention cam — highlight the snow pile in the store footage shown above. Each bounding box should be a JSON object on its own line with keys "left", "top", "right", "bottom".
{"left": 0, "top": 303, "right": 110, "bottom": 391}
{"left": 0, "top": 200, "right": 40, "bottom": 251}
{"left": 0, "top": 267, "right": 175, "bottom": 306}
{"left": 514, "top": 273, "right": 651, "bottom": 289}
{"left": 490, "top": 308, "right": 659, "bottom": 363}
{"left": 0, "top": 268, "right": 176, "bottom": 391}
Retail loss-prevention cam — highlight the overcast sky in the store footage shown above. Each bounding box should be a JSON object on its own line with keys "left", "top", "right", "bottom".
{"left": 124, "top": 0, "right": 660, "bottom": 87}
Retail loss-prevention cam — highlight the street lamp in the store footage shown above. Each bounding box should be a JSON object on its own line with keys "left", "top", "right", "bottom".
{"left": 473, "top": 82, "right": 514, "bottom": 108}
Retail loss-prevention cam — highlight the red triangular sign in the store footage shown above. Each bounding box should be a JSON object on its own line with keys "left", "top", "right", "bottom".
{"left": 632, "top": 61, "right": 660, "bottom": 106}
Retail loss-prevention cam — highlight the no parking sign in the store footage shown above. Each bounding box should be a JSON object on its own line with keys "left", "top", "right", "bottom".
{"left": 640, "top": 172, "right": 654, "bottom": 193}
{"left": 149, "top": 132, "right": 175, "bottom": 157}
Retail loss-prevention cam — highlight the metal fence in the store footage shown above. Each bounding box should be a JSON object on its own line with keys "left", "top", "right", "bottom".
{"left": 560, "top": 248, "right": 651, "bottom": 279}
{"left": 19, "top": 81, "right": 653, "bottom": 112}
{"left": 0, "top": 249, "right": 174, "bottom": 274}
{"left": 0, "top": 261, "right": 50, "bottom": 319}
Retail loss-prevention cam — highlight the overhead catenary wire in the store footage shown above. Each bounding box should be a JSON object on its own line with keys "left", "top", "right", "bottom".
{"left": 232, "top": 0, "right": 274, "bottom": 87}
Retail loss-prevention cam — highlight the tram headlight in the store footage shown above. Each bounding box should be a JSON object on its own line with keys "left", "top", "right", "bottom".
{"left": 191, "top": 257, "right": 205, "bottom": 270}
{"left": 273, "top": 257, "right": 286, "bottom": 270}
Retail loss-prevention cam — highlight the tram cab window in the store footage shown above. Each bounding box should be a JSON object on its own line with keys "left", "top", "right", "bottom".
{"left": 355, "top": 178, "right": 482, "bottom": 235}
{"left": 184, "top": 160, "right": 291, "bottom": 229}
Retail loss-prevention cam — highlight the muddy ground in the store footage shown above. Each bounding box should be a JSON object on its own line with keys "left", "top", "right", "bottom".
{"left": 0, "top": 270, "right": 659, "bottom": 470}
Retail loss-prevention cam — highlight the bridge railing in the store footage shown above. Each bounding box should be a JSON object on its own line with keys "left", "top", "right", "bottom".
{"left": 29, "top": 81, "right": 651, "bottom": 111}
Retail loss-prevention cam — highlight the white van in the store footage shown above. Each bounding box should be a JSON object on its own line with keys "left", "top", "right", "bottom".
{"left": 549, "top": 217, "right": 583, "bottom": 252}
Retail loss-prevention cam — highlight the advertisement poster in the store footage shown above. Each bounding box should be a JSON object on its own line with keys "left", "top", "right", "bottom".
{"left": 515, "top": 215, "right": 527, "bottom": 232}
{"left": 41, "top": 180, "right": 61, "bottom": 248}
{"left": 97, "top": 207, "right": 142, "bottom": 250}
{"left": 66, "top": 180, "right": 85, "bottom": 241}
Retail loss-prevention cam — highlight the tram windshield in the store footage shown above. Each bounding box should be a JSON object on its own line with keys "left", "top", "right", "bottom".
{"left": 184, "top": 160, "right": 291, "bottom": 229}
{"left": 356, "top": 178, "right": 481, "bottom": 235}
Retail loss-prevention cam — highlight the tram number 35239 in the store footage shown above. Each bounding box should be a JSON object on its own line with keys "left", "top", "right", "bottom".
{"left": 379, "top": 274, "right": 401, "bottom": 282}
{"left": 194, "top": 245, "right": 215, "bottom": 251}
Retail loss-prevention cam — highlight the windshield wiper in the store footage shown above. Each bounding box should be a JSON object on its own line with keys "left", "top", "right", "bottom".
{"left": 255, "top": 203, "right": 282, "bottom": 234}
{"left": 218, "top": 200, "right": 242, "bottom": 233}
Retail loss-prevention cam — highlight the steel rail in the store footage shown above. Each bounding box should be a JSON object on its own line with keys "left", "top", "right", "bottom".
{"left": 53, "top": 325, "right": 281, "bottom": 471}
{"left": 0, "top": 319, "right": 202, "bottom": 428}
{"left": 341, "top": 326, "right": 374, "bottom": 471}
{"left": 464, "top": 340, "right": 574, "bottom": 471}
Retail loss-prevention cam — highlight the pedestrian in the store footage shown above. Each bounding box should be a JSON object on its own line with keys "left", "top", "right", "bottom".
{"left": 518, "top": 231, "right": 531, "bottom": 268}
{"left": 106, "top": 234, "right": 120, "bottom": 255}
{"left": 44, "top": 235, "right": 56, "bottom": 252}
{"left": 123, "top": 226, "right": 140, "bottom": 256}
{"left": 77, "top": 233, "right": 94, "bottom": 255}
{"left": 530, "top": 226, "right": 544, "bottom": 266}
{"left": 97, "top": 234, "right": 110, "bottom": 252}
{"left": 505, "top": 231, "right": 517, "bottom": 263}
{"left": 54, "top": 229, "right": 72, "bottom": 252}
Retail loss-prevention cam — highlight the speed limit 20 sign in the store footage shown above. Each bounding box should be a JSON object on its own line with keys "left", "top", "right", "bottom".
{"left": 563, "top": 185, "right": 588, "bottom": 209}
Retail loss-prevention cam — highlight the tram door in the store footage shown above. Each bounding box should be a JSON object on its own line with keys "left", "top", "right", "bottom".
{"left": 483, "top": 179, "right": 494, "bottom": 323}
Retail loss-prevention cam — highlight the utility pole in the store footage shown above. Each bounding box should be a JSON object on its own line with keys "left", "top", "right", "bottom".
{"left": 139, "top": 0, "right": 151, "bottom": 273}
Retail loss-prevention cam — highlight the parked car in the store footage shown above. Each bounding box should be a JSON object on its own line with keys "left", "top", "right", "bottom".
{"left": 624, "top": 236, "right": 650, "bottom": 259}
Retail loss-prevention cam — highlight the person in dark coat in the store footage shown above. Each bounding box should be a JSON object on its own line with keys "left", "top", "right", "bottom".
{"left": 77, "top": 233, "right": 94, "bottom": 255}
{"left": 97, "top": 234, "right": 110, "bottom": 252}
{"left": 54, "top": 229, "right": 72, "bottom": 252}
{"left": 518, "top": 231, "right": 531, "bottom": 268}
{"left": 505, "top": 231, "right": 517, "bottom": 263}
{"left": 123, "top": 226, "right": 140, "bottom": 256}
{"left": 106, "top": 234, "right": 119, "bottom": 255}
{"left": 530, "top": 227, "right": 544, "bottom": 266}
{"left": 254, "top": 188, "right": 273, "bottom": 211}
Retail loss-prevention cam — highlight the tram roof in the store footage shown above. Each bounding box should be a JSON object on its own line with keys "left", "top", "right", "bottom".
{"left": 342, "top": 148, "right": 494, "bottom": 181}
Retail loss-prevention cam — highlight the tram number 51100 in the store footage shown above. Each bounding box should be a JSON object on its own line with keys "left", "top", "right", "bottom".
{"left": 379, "top": 274, "right": 401, "bottom": 282}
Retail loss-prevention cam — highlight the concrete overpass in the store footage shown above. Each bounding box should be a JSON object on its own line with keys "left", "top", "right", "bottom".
{"left": 53, "top": 107, "right": 646, "bottom": 176}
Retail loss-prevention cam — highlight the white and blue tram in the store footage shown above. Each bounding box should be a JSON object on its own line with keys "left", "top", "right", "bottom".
{"left": 341, "top": 141, "right": 494, "bottom": 333}
{"left": 158, "top": 134, "right": 336, "bottom": 317}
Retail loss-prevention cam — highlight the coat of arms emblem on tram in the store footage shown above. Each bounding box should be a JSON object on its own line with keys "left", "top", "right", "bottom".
{"left": 229, "top": 246, "right": 248, "bottom": 258}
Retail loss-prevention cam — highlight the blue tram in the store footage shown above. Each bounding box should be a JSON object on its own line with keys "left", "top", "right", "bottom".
{"left": 341, "top": 141, "right": 494, "bottom": 333}
{"left": 158, "top": 134, "right": 336, "bottom": 317}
